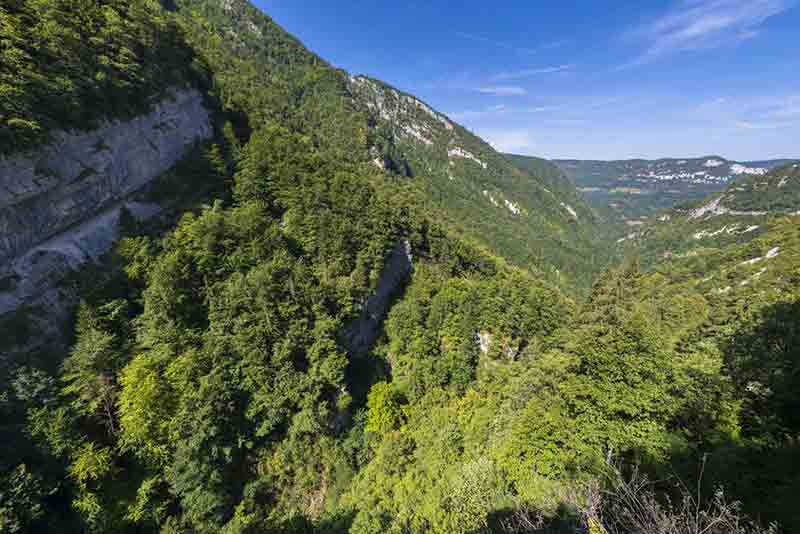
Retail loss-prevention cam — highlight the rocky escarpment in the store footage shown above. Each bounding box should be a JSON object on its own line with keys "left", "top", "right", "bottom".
{"left": 341, "top": 241, "right": 413, "bottom": 355}
{"left": 0, "top": 88, "right": 211, "bottom": 356}
{"left": 0, "top": 88, "right": 211, "bottom": 263}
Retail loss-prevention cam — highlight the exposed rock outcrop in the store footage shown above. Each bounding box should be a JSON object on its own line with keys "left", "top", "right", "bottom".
{"left": 0, "top": 201, "right": 163, "bottom": 358}
{"left": 688, "top": 196, "right": 767, "bottom": 219}
{"left": 0, "top": 88, "right": 211, "bottom": 357}
{"left": 0, "top": 88, "right": 211, "bottom": 263}
{"left": 476, "top": 331, "right": 521, "bottom": 359}
{"left": 341, "top": 241, "right": 413, "bottom": 355}
{"left": 448, "top": 147, "right": 486, "bottom": 169}
{"left": 0, "top": 201, "right": 160, "bottom": 314}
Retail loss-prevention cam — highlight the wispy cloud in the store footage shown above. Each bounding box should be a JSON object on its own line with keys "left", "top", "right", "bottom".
{"left": 623, "top": 0, "right": 795, "bottom": 66}
{"left": 453, "top": 33, "right": 571, "bottom": 55}
{"left": 734, "top": 120, "right": 794, "bottom": 129}
{"left": 449, "top": 104, "right": 558, "bottom": 121}
{"left": 490, "top": 64, "right": 572, "bottom": 81}
{"left": 449, "top": 105, "right": 508, "bottom": 121}
{"left": 696, "top": 96, "right": 729, "bottom": 112}
{"left": 448, "top": 95, "right": 628, "bottom": 125}
{"left": 522, "top": 106, "right": 560, "bottom": 113}
{"left": 695, "top": 94, "right": 800, "bottom": 130}
{"left": 475, "top": 86, "right": 528, "bottom": 96}
{"left": 453, "top": 31, "right": 537, "bottom": 54}
{"left": 763, "top": 95, "right": 800, "bottom": 118}
{"left": 483, "top": 130, "right": 536, "bottom": 153}
{"left": 545, "top": 118, "right": 588, "bottom": 126}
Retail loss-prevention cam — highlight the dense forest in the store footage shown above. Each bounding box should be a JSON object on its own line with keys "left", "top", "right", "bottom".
{"left": 0, "top": 0, "right": 202, "bottom": 153}
{"left": 1, "top": 1, "right": 799, "bottom": 533}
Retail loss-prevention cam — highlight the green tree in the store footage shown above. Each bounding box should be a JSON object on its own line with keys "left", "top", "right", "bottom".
{"left": 62, "top": 300, "right": 133, "bottom": 435}
{"left": 365, "top": 382, "right": 406, "bottom": 436}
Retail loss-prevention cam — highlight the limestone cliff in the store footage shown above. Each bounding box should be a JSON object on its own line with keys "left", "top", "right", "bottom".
{"left": 0, "top": 88, "right": 211, "bottom": 263}
{"left": 341, "top": 241, "right": 413, "bottom": 355}
{"left": 0, "top": 88, "right": 212, "bottom": 356}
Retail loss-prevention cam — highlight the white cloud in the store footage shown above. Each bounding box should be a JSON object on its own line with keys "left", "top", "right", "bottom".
{"left": 453, "top": 31, "right": 536, "bottom": 54}
{"left": 448, "top": 105, "right": 558, "bottom": 122}
{"left": 624, "top": 0, "right": 794, "bottom": 65}
{"left": 734, "top": 120, "right": 794, "bottom": 129}
{"left": 490, "top": 64, "right": 572, "bottom": 81}
{"left": 696, "top": 94, "right": 800, "bottom": 127}
{"left": 483, "top": 130, "right": 535, "bottom": 153}
{"left": 475, "top": 86, "right": 528, "bottom": 96}
{"left": 764, "top": 95, "right": 800, "bottom": 118}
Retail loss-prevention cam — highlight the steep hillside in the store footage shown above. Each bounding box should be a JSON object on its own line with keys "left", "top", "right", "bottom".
{"left": 606, "top": 163, "right": 800, "bottom": 529}
{"left": 652, "top": 216, "right": 799, "bottom": 306}
{"left": 503, "top": 153, "right": 576, "bottom": 191}
{"left": 724, "top": 162, "right": 800, "bottom": 212}
{"left": 503, "top": 153, "right": 602, "bottom": 228}
{"left": 0, "top": 0, "right": 202, "bottom": 153}
{"left": 0, "top": 3, "right": 595, "bottom": 532}
{"left": 350, "top": 77, "right": 611, "bottom": 288}
{"left": 2, "top": 0, "right": 615, "bottom": 352}
{"left": 555, "top": 156, "right": 791, "bottom": 228}
{"left": 618, "top": 163, "right": 800, "bottom": 286}
{"left": 3, "top": 2, "right": 797, "bottom": 534}
{"left": 0, "top": 1, "right": 219, "bottom": 357}
{"left": 166, "top": 0, "right": 609, "bottom": 289}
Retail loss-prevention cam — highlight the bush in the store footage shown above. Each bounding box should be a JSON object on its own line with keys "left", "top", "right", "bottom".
{"left": 583, "top": 467, "right": 778, "bottom": 534}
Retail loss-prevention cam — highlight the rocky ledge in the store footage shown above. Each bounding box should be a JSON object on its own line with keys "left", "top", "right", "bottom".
{"left": 0, "top": 88, "right": 211, "bottom": 357}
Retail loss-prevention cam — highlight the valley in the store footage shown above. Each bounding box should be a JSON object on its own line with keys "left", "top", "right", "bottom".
{"left": 550, "top": 156, "right": 792, "bottom": 229}
{"left": 1, "top": 1, "right": 798, "bottom": 533}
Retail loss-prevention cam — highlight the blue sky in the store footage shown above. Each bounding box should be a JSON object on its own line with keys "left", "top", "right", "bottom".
{"left": 256, "top": 0, "right": 799, "bottom": 160}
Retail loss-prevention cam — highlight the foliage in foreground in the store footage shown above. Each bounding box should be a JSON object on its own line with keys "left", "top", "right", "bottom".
{"left": 0, "top": 0, "right": 202, "bottom": 153}
{"left": 523, "top": 467, "right": 779, "bottom": 534}
{"left": 1, "top": 1, "right": 799, "bottom": 533}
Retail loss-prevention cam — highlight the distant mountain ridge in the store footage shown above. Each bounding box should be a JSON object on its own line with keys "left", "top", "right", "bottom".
{"left": 3, "top": 2, "right": 799, "bottom": 533}
{"left": 620, "top": 162, "right": 800, "bottom": 281}
{"left": 551, "top": 156, "right": 793, "bottom": 227}
{"left": 347, "top": 76, "right": 610, "bottom": 288}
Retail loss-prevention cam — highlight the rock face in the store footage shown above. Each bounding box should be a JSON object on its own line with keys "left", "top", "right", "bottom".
{"left": 476, "top": 331, "right": 521, "bottom": 359}
{"left": 688, "top": 196, "right": 768, "bottom": 219}
{"left": 0, "top": 88, "right": 211, "bottom": 263}
{"left": 0, "top": 200, "right": 160, "bottom": 313}
{"left": 0, "top": 88, "right": 211, "bottom": 357}
{"left": 341, "top": 241, "right": 413, "bottom": 355}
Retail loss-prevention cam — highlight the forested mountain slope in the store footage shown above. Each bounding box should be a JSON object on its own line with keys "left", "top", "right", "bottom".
{"left": 554, "top": 156, "right": 792, "bottom": 228}
{"left": 176, "top": 0, "right": 610, "bottom": 288}
{"left": 621, "top": 162, "right": 800, "bottom": 268}
{"left": 503, "top": 153, "right": 602, "bottom": 230}
{"left": 610, "top": 163, "right": 800, "bottom": 529}
{"left": 625, "top": 161, "right": 800, "bottom": 331}
{"left": 1, "top": 1, "right": 798, "bottom": 533}
{"left": 722, "top": 162, "right": 800, "bottom": 213}
{"left": 0, "top": 0, "right": 203, "bottom": 153}
{"left": 349, "top": 77, "right": 610, "bottom": 287}
{"left": 1, "top": 0, "right": 603, "bottom": 531}
{"left": 504, "top": 153, "right": 579, "bottom": 193}
{"left": 0, "top": 0, "right": 604, "bottom": 361}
